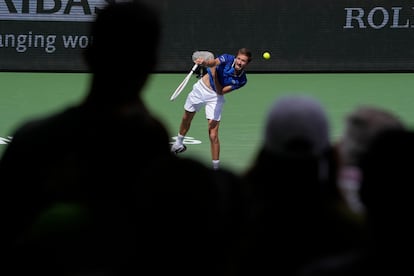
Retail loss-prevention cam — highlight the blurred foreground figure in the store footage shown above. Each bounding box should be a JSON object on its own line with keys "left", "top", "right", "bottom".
{"left": 239, "top": 95, "right": 366, "bottom": 276}
{"left": 300, "top": 128, "right": 414, "bottom": 275}
{"left": 1, "top": 1, "right": 173, "bottom": 274}
{"left": 335, "top": 105, "right": 405, "bottom": 214}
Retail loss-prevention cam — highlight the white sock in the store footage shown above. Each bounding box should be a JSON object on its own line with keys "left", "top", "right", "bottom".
{"left": 212, "top": 160, "right": 220, "bottom": 170}
{"left": 176, "top": 134, "right": 184, "bottom": 145}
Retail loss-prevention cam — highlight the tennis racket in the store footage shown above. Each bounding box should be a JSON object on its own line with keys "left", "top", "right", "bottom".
{"left": 170, "top": 63, "right": 198, "bottom": 101}
{"left": 170, "top": 51, "right": 214, "bottom": 101}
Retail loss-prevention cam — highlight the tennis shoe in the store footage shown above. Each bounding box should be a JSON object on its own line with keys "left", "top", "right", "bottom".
{"left": 171, "top": 144, "right": 187, "bottom": 154}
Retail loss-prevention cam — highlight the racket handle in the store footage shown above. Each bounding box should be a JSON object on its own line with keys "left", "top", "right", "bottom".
{"left": 191, "top": 63, "right": 198, "bottom": 72}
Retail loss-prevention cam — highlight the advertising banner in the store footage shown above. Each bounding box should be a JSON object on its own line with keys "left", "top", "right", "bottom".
{"left": 1, "top": 0, "right": 413, "bottom": 72}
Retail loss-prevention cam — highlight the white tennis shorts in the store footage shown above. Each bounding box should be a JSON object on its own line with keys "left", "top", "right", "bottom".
{"left": 184, "top": 79, "right": 225, "bottom": 121}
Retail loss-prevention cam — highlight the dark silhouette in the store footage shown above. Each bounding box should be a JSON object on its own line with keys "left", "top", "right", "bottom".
{"left": 13, "top": 156, "right": 246, "bottom": 276}
{"left": 137, "top": 156, "right": 246, "bottom": 276}
{"left": 0, "top": 1, "right": 172, "bottom": 274}
{"left": 238, "top": 95, "right": 367, "bottom": 276}
{"left": 335, "top": 105, "right": 405, "bottom": 214}
{"left": 300, "top": 128, "right": 414, "bottom": 275}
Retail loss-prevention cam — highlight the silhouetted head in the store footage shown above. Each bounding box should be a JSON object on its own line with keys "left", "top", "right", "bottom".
{"left": 85, "top": 1, "right": 160, "bottom": 75}
{"left": 264, "top": 95, "right": 330, "bottom": 158}
{"left": 338, "top": 105, "right": 405, "bottom": 167}
{"left": 84, "top": 1, "right": 161, "bottom": 106}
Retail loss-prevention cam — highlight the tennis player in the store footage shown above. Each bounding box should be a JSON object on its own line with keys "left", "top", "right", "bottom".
{"left": 171, "top": 48, "right": 252, "bottom": 170}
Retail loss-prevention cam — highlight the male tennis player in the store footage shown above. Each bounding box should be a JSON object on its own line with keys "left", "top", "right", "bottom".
{"left": 171, "top": 48, "right": 252, "bottom": 170}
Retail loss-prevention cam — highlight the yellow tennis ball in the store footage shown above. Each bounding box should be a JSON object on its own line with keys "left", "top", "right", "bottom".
{"left": 263, "top": 51, "right": 271, "bottom": 60}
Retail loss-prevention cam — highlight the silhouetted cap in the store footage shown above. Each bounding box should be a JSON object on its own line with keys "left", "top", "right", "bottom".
{"left": 264, "top": 95, "right": 330, "bottom": 157}
{"left": 85, "top": 0, "right": 161, "bottom": 74}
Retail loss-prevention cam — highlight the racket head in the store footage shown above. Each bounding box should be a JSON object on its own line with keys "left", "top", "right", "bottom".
{"left": 192, "top": 51, "right": 214, "bottom": 62}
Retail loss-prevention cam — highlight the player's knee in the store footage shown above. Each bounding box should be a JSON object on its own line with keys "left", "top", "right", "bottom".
{"left": 209, "top": 133, "right": 219, "bottom": 143}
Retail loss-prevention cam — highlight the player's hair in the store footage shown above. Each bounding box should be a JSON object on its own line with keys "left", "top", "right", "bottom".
{"left": 237, "top": 48, "right": 253, "bottom": 62}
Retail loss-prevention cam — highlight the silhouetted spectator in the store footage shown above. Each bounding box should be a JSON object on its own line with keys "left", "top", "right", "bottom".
{"left": 1, "top": 1, "right": 172, "bottom": 274}
{"left": 238, "top": 95, "right": 366, "bottom": 276}
{"left": 299, "top": 128, "right": 414, "bottom": 275}
{"left": 335, "top": 105, "right": 405, "bottom": 214}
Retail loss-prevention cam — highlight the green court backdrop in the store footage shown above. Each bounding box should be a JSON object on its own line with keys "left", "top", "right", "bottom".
{"left": 1, "top": 72, "right": 413, "bottom": 173}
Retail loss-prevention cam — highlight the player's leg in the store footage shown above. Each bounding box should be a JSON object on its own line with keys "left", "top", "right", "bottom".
{"left": 179, "top": 110, "right": 196, "bottom": 136}
{"left": 208, "top": 119, "right": 220, "bottom": 170}
{"left": 172, "top": 80, "right": 207, "bottom": 154}
{"left": 205, "top": 95, "right": 224, "bottom": 169}
{"left": 171, "top": 81, "right": 205, "bottom": 154}
{"left": 171, "top": 110, "right": 195, "bottom": 154}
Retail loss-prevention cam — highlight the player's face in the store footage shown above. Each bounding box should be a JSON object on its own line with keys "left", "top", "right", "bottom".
{"left": 234, "top": 54, "right": 250, "bottom": 71}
